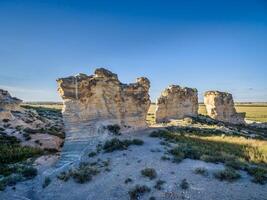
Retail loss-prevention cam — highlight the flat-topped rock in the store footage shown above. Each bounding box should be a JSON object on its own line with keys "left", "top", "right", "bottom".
{"left": 57, "top": 68, "right": 151, "bottom": 132}
{"left": 155, "top": 85, "right": 198, "bottom": 123}
{"left": 204, "top": 91, "right": 246, "bottom": 124}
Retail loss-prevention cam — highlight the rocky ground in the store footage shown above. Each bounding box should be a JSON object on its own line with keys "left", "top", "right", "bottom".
{"left": 1, "top": 114, "right": 267, "bottom": 200}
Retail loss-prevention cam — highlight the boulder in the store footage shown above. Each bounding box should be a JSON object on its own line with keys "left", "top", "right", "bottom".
{"left": 57, "top": 68, "right": 151, "bottom": 131}
{"left": 155, "top": 85, "right": 198, "bottom": 123}
{"left": 204, "top": 91, "right": 245, "bottom": 124}
{"left": 0, "top": 89, "right": 22, "bottom": 121}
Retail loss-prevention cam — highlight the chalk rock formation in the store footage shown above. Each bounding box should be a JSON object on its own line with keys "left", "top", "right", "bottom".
{"left": 0, "top": 89, "right": 22, "bottom": 120}
{"left": 155, "top": 85, "right": 198, "bottom": 123}
{"left": 204, "top": 91, "right": 245, "bottom": 124}
{"left": 57, "top": 68, "right": 151, "bottom": 130}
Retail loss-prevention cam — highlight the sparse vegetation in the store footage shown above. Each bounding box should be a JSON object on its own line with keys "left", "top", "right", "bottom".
{"left": 103, "top": 138, "right": 144, "bottom": 152}
{"left": 141, "top": 168, "right": 157, "bottom": 180}
{"left": 129, "top": 185, "right": 151, "bottom": 200}
{"left": 0, "top": 134, "right": 43, "bottom": 164}
{"left": 70, "top": 163, "right": 100, "bottom": 184}
{"left": 213, "top": 168, "right": 241, "bottom": 182}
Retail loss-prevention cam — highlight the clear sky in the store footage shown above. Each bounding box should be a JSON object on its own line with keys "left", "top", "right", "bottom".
{"left": 0, "top": 0, "right": 266, "bottom": 102}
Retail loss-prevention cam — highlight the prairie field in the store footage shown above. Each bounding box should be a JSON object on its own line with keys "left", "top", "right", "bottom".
{"left": 148, "top": 103, "right": 267, "bottom": 124}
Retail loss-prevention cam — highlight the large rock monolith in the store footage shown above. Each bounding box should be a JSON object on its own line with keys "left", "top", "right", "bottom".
{"left": 155, "top": 85, "right": 198, "bottom": 123}
{"left": 204, "top": 91, "right": 245, "bottom": 124}
{"left": 57, "top": 68, "right": 151, "bottom": 131}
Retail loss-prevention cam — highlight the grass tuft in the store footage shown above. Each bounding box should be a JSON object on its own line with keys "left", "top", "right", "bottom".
{"left": 129, "top": 185, "right": 151, "bottom": 200}
{"left": 141, "top": 168, "right": 157, "bottom": 180}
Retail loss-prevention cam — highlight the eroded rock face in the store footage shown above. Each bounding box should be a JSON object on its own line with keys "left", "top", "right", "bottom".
{"left": 57, "top": 68, "right": 151, "bottom": 131}
{"left": 155, "top": 85, "right": 198, "bottom": 123}
{"left": 0, "top": 89, "right": 22, "bottom": 120}
{"left": 204, "top": 91, "right": 246, "bottom": 124}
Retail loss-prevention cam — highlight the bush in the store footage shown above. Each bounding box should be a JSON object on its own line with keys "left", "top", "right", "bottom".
{"left": 141, "top": 168, "right": 157, "bottom": 180}
{"left": 125, "top": 178, "right": 133, "bottom": 184}
{"left": 21, "top": 167, "right": 38, "bottom": 179}
{"left": 103, "top": 138, "right": 144, "bottom": 153}
{"left": 129, "top": 185, "right": 151, "bottom": 200}
{"left": 106, "top": 124, "right": 121, "bottom": 135}
{"left": 194, "top": 167, "right": 208, "bottom": 176}
{"left": 180, "top": 179, "right": 189, "bottom": 190}
{"left": 213, "top": 168, "right": 241, "bottom": 182}
{"left": 57, "top": 171, "right": 71, "bottom": 182}
{"left": 88, "top": 151, "right": 97, "bottom": 157}
{"left": 246, "top": 167, "right": 267, "bottom": 184}
{"left": 71, "top": 163, "right": 99, "bottom": 184}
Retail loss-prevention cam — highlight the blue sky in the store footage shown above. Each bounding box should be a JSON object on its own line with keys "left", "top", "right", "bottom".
{"left": 0, "top": 0, "right": 266, "bottom": 102}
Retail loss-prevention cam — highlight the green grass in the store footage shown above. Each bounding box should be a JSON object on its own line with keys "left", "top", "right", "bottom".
{"left": 150, "top": 130, "right": 267, "bottom": 164}
{"left": 150, "top": 129, "right": 267, "bottom": 184}
{"left": 103, "top": 138, "right": 144, "bottom": 152}
{"left": 0, "top": 135, "right": 43, "bottom": 164}
{"left": 213, "top": 168, "right": 241, "bottom": 182}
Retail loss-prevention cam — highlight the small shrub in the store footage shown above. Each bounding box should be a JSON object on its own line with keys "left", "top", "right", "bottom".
{"left": 149, "top": 197, "right": 156, "bottom": 200}
{"left": 106, "top": 124, "right": 121, "bottom": 135}
{"left": 125, "top": 178, "right": 133, "bottom": 184}
{"left": 21, "top": 167, "right": 37, "bottom": 179}
{"left": 194, "top": 167, "right": 208, "bottom": 176}
{"left": 161, "top": 155, "right": 171, "bottom": 161}
{"left": 103, "top": 138, "right": 144, "bottom": 153}
{"left": 88, "top": 151, "right": 97, "bottom": 157}
{"left": 57, "top": 171, "right": 71, "bottom": 182}
{"left": 154, "top": 179, "right": 165, "bottom": 190}
{"left": 129, "top": 185, "right": 151, "bottom": 200}
{"left": 225, "top": 160, "right": 248, "bottom": 170}
{"left": 2, "top": 119, "right": 10, "bottom": 123}
{"left": 213, "top": 168, "right": 241, "bottom": 182}
{"left": 131, "top": 139, "right": 144, "bottom": 145}
{"left": 42, "top": 177, "right": 51, "bottom": 188}
{"left": 180, "top": 179, "right": 189, "bottom": 190}
{"left": 71, "top": 163, "right": 99, "bottom": 184}
{"left": 246, "top": 167, "right": 267, "bottom": 184}
{"left": 141, "top": 168, "right": 157, "bottom": 180}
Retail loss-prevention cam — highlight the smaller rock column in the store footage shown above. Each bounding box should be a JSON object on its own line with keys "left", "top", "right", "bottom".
{"left": 155, "top": 85, "right": 198, "bottom": 123}
{"left": 204, "top": 91, "right": 245, "bottom": 124}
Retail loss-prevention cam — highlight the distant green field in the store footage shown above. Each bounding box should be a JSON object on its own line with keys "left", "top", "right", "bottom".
{"left": 199, "top": 104, "right": 267, "bottom": 123}
{"left": 148, "top": 104, "right": 267, "bottom": 123}
{"left": 24, "top": 102, "right": 267, "bottom": 123}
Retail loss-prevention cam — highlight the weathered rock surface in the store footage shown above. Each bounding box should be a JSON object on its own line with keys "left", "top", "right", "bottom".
{"left": 0, "top": 89, "right": 22, "bottom": 120}
{"left": 0, "top": 88, "right": 64, "bottom": 151}
{"left": 204, "top": 91, "right": 246, "bottom": 124}
{"left": 57, "top": 68, "right": 151, "bottom": 131}
{"left": 155, "top": 85, "right": 198, "bottom": 123}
